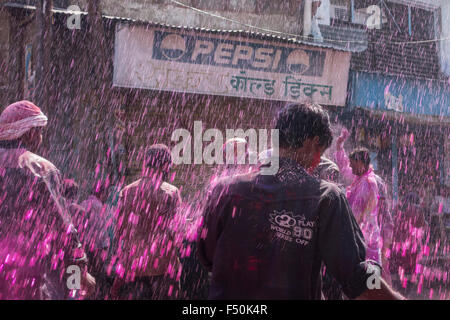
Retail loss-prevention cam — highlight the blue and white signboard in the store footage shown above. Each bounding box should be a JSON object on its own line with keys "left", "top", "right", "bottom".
{"left": 349, "top": 71, "right": 450, "bottom": 117}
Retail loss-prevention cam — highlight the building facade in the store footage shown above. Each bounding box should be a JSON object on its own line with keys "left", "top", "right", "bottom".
{"left": 1, "top": 0, "right": 367, "bottom": 199}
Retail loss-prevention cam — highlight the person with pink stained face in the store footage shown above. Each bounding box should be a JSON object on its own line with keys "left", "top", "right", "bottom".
{"left": 335, "top": 128, "right": 382, "bottom": 265}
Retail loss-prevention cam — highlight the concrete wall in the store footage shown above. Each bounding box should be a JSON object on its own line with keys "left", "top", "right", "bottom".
{"left": 0, "top": 6, "right": 10, "bottom": 107}
{"left": 69, "top": 0, "right": 304, "bottom": 37}
{"left": 0, "top": 8, "right": 9, "bottom": 83}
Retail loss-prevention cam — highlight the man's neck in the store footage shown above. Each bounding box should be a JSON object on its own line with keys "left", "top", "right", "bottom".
{"left": 278, "top": 148, "right": 310, "bottom": 169}
{"left": 141, "top": 172, "right": 165, "bottom": 188}
{"left": 357, "top": 167, "right": 372, "bottom": 177}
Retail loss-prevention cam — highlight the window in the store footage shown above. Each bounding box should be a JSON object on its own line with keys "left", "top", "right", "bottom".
{"left": 352, "top": 4, "right": 388, "bottom": 27}
{"left": 330, "top": 0, "right": 350, "bottom": 21}
{"left": 410, "top": 6, "right": 435, "bottom": 40}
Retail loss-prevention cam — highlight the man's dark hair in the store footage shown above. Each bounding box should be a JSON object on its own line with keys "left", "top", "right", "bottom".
{"left": 349, "top": 147, "right": 371, "bottom": 167}
{"left": 62, "top": 179, "right": 79, "bottom": 202}
{"left": 404, "top": 192, "right": 420, "bottom": 206}
{"left": 276, "top": 103, "right": 333, "bottom": 149}
{"left": 146, "top": 143, "right": 172, "bottom": 171}
{"left": 92, "top": 181, "right": 107, "bottom": 201}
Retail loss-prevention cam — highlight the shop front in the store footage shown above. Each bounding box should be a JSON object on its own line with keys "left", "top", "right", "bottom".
{"left": 112, "top": 22, "right": 354, "bottom": 197}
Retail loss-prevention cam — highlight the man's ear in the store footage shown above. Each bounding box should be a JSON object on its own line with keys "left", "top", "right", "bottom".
{"left": 312, "top": 136, "right": 327, "bottom": 156}
{"left": 312, "top": 136, "right": 320, "bottom": 146}
{"left": 20, "top": 128, "right": 32, "bottom": 144}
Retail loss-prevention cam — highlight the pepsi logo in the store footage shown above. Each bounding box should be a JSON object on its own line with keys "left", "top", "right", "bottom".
{"left": 160, "top": 34, "right": 187, "bottom": 61}
{"left": 286, "top": 50, "right": 310, "bottom": 74}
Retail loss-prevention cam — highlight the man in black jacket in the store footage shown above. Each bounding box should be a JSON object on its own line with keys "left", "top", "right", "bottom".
{"left": 197, "top": 102, "right": 404, "bottom": 300}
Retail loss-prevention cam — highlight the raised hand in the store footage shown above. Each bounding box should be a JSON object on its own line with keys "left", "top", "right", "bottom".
{"left": 336, "top": 128, "right": 350, "bottom": 148}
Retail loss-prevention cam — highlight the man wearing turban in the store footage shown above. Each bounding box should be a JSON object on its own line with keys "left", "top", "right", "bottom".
{"left": 0, "top": 100, "right": 95, "bottom": 299}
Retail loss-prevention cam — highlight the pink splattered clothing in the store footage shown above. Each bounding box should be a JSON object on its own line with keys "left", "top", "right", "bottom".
{"left": 110, "top": 178, "right": 183, "bottom": 299}
{"left": 335, "top": 147, "right": 382, "bottom": 264}
{"left": 0, "top": 147, "right": 86, "bottom": 299}
{"left": 391, "top": 204, "right": 426, "bottom": 275}
{"left": 76, "top": 195, "right": 114, "bottom": 251}
{"left": 113, "top": 179, "right": 182, "bottom": 281}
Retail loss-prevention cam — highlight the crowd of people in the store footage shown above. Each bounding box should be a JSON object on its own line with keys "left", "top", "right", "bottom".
{"left": 0, "top": 99, "right": 438, "bottom": 300}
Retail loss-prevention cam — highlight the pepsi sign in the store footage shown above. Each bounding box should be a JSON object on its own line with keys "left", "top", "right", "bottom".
{"left": 113, "top": 24, "right": 351, "bottom": 106}
{"left": 152, "top": 31, "right": 326, "bottom": 77}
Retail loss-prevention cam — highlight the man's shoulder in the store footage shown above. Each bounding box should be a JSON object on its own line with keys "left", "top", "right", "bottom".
{"left": 212, "top": 171, "right": 260, "bottom": 193}
{"left": 17, "top": 151, "right": 61, "bottom": 197}
{"left": 119, "top": 179, "right": 142, "bottom": 198}
{"left": 315, "top": 157, "right": 340, "bottom": 182}
{"left": 159, "top": 182, "right": 182, "bottom": 205}
{"left": 160, "top": 181, "right": 180, "bottom": 199}
{"left": 120, "top": 179, "right": 180, "bottom": 203}
{"left": 318, "top": 156, "right": 339, "bottom": 170}
{"left": 319, "top": 179, "right": 344, "bottom": 200}
{"left": 213, "top": 170, "right": 340, "bottom": 196}
{"left": 366, "top": 172, "right": 379, "bottom": 190}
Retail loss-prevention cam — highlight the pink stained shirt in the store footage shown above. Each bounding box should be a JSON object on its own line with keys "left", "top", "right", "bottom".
{"left": 335, "top": 148, "right": 381, "bottom": 252}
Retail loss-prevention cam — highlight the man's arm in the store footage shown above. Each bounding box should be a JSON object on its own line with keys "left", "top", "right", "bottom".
{"left": 348, "top": 177, "right": 378, "bottom": 226}
{"left": 318, "top": 189, "right": 404, "bottom": 300}
{"left": 356, "top": 278, "right": 405, "bottom": 300}
{"left": 39, "top": 170, "right": 87, "bottom": 263}
{"left": 38, "top": 170, "right": 95, "bottom": 297}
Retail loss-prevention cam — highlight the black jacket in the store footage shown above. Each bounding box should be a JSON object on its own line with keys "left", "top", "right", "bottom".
{"left": 198, "top": 157, "right": 376, "bottom": 300}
